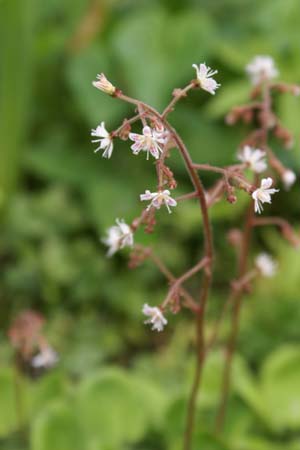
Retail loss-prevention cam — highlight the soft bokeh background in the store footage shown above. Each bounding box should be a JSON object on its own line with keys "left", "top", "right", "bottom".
{"left": 1, "top": 0, "right": 300, "bottom": 449}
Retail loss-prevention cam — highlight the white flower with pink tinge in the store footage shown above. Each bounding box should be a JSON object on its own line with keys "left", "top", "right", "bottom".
{"left": 252, "top": 177, "right": 279, "bottom": 214}
{"left": 282, "top": 170, "right": 296, "bottom": 190}
{"left": 238, "top": 146, "right": 267, "bottom": 173}
{"left": 92, "top": 73, "right": 116, "bottom": 95}
{"left": 192, "top": 63, "right": 220, "bottom": 95}
{"left": 246, "top": 56, "right": 278, "bottom": 85}
{"left": 102, "top": 219, "right": 134, "bottom": 257}
{"left": 140, "top": 189, "right": 177, "bottom": 213}
{"left": 142, "top": 304, "right": 167, "bottom": 332}
{"left": 91, "top": 122, "right": 113, "bottom": 158}
{"left": 129, "top": 126, "right": 166, "bottom": 160}
{"left": 255, "top": 253, "right": 277, "bottom": 277}
{"left": 31, "top": 346, "right": 59, "bottom": 369}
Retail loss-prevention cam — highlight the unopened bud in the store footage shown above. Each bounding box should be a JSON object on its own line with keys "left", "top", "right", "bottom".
{"left": 92, "top": 73, "right": 116, "bottom": 95}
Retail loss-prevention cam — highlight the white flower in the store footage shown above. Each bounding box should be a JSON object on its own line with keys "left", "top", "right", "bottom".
{"left": 192, "top": 63, "right": 221, "bottom": 95}
{"left": 142, "top": 304, "right": 167, "bottom": 332}
{"left": 129, "top": 126, "right": 166, "bottom": 160}
{"left": 92, "top": 73, "right": 116, "bottom": 95}
{"left": 140, "top": 189, "right": 177, "bottom": 213}
{"left": 102, "top": 219, "right": 134, "bottom": 257}
{"left": 31, "top": 347, "right": 59, "bottom": 369}
{"left": 238, "top": 146, "right": 267, "bottom": 173}
{"left": 252, "top": 177, "right": 279, "bottom": 214}
{"left": 282, "top": 170, "right": 296, "bottom": 190}
{"left": 91, "top": 122, "right": 113, "bottom": 158}
{"left": 255, "top": 253, "right": 277, "bottom": 277}
{"left": 246, "top": 56, "right": 278, "bottom": 85}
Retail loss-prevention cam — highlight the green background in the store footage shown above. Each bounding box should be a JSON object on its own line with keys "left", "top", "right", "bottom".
{"left": 1, "top": 0, "right": 300, "bottom": 449}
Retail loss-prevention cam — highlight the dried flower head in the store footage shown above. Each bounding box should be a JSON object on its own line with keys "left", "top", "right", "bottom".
{"left": 238, "top": 146, "right": 267, "bottom": 173}
{"left": 246, "top": 56, "right": 278, "bottom": 85}
{"left": 255, "top": 253, "right": 277, "bottom": 277}
{"left": 129, "top": 126, "right": 166, "bottom": 160}
{"left": 92, "top": 73, "right": 116, "bottom": 95}
{"left": 102, "top": 219, "right": 134, "bottom": 257}
{"left": 142, "top": 304, "right": 167, "bottom": 332}
{"left": 91, "top": 122, "right": 113, "bottom": 158}
{"left": 8, "top": 310, "right": 45, "bottom": 358}
{"left": 252, "top": 177, "right": 279, "bottom": 214}
{"left": 140, "top": 189, "right": 177, "bottom": 213}
{"left": 192, "top": 63, "right": 220, "bottom": 95}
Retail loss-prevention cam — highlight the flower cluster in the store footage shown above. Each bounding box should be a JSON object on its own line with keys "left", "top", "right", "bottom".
{"left": 89, "top": 57, "right": 297, "bottom": 335}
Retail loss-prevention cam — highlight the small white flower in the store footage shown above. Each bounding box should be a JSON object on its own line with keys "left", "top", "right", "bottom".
{"left": 255, "top": 253, "right": 277, "bottom": 277}
{"left": 246, "top": 56, "right": 278, "bottom": 85}
{"left": 238, "top": 146, "right": 267, "bottom": 173}
{"left": 91, "top": 122, "right": 113, "bottom": 158}
{"left": 92, "top": 73, "right": 116, "bottom": 95}
{"left": 102, "top": 219, "right": 134, "bottom": 257}
{"left": 31, "top": 347, "right": 59, "bottom": 369}
{"left": 282, "top": 170, "right": 296, "bottom": 190}
{"left": 140, "top": 189, "right": 177, "bottom": 213}
{"left": 252, "top": 177, "right": 279, "bottom": 214}
{"left": 192, "top": 63, "right": 221, "bottom": 95}
{"left": 129, "top": 126, "right": 166, "bottom": 160}
{"left": 142, "top": 304, "right": 167, "bottom": 332}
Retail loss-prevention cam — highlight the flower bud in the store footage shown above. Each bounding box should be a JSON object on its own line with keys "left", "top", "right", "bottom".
{"left": 92, "top": 73, "right": 116, "bottom": 95}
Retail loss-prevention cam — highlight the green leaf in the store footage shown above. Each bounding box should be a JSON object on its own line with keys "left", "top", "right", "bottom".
{"left": 0, "top": 0, "right": 35, "bottom": 209}
{"left": 0, "top": 367, "right": 29, "bottom": 436}
{"left": 31, "top": 401, "right": 85, "bottom": 450}
{"left": 77, "top": 368, "right": 163, "bottom": 447}
{"left": 29, "top": 372, "right": 67, "bottom": 419}
{"left": 260, "top": 345, "right": 300, "bottom": 431}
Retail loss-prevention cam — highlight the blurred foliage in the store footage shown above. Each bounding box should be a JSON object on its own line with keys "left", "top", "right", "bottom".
{"left": 1, "top": 0, "right": 300, "bottom": 449}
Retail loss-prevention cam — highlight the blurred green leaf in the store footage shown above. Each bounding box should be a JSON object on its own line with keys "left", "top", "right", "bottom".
{"left": 260, "top": 345, "right": 300, "bottom": 431}
{"left": 31, "top": 401, "right": 84, "bottom": 450}
{"left": 77, "top": 367, "right": 165, "bottom": 447}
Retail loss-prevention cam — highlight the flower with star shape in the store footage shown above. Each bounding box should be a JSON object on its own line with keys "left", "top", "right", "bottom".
{"left": 252, "top": 177, "right": 279, "bottom": 214}
{"left": 238, "top": 146, "right": 267, "bottom": 173}
{"left": 129, "top": 126, "right": 166, "bottom": 160}
{"left": 142, "top": 304, "right": 167, "bottom": 332}
{"left": 91, "top": 122, "right": 113, "bottom": 158}
{"left": 246, "top": 56, "right": 278, "bottom": 85}
{"left": 140, "top": 189, "right": 177, "bottom": 213}
{"left": 102, "top": 219, "right": 134, "bottom": 257}
{"left": 192, "top": 63, "right": 220, "bottom": 95}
